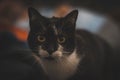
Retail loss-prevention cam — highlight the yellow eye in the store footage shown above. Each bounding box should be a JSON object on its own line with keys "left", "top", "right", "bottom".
{"left": 58, "top": 37, "right": 66, "bottom": 43}
{"left": 37, "top": 36, "right": 46, "bottom": 42}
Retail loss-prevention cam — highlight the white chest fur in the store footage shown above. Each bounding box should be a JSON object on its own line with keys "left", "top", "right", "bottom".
{"left": 34, "top": 52, "right": 81, "bottom": 80}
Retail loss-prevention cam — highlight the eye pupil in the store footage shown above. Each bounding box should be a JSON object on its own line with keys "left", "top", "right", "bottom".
{"left": 38, "top": 36, "right": 45, "bottom": 42}
{"left": 58, "top": 37, "right": 65, "bottom": 43}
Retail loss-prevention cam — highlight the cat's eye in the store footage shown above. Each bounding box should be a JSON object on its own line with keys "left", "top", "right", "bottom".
{"left": 58, "top": 37, "right": 66, "bottom": 43}
{"left": 37, "top": 36, "right": 46, "bottom": 42}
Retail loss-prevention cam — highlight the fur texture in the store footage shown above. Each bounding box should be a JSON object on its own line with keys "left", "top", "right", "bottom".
{"left": 28, "top": 8, "right": 113, "bottom": 80}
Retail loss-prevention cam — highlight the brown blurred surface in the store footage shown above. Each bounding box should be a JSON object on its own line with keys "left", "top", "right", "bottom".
{"left": 0, "top": 0, "right": 28, "bottom": 41}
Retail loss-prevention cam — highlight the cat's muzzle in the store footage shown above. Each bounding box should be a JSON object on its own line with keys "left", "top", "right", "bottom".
{"left": 39, "top": 49, "right": 63, "bottom": 60}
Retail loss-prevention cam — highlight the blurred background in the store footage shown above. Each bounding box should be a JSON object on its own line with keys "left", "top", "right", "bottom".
{"left": 0, "top": 0, "right": 120, "bottom": 51}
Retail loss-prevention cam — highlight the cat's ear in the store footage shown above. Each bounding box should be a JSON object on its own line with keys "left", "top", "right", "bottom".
{"left": 64, "top": 10, "right": 78, "bottom": 24}
{"left": 62, "top": 10, "right": 78, "bottom": 34}
{"left": 28, "top": 7, "right": 41, "bottom": 22}
{"left": 28, "top": 7, "right": 45, "bottom": 27}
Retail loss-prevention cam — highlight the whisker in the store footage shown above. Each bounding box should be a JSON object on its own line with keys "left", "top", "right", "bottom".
{"left": 32, "top": 54, "right": 41, "bottom": 64}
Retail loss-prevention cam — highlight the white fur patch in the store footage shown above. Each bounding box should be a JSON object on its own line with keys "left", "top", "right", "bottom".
{"left": 53, "top": 25, "right": 58, "bottom": 35}
{"left": 52, "top": 45, "right": 63, "bottom": 58}
{"left": 38, "top": 45, "right": 63, "bottom": 58}
{"left": 34, "top": 50, "right": 82, "bottom": 80}
{"left": 39, "top": 46, "right": 49, "bottom": 58}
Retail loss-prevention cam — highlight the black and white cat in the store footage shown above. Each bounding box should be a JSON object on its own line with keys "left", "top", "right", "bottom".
{"left": 28, "top": 8, "right": 113, "bottom": 80}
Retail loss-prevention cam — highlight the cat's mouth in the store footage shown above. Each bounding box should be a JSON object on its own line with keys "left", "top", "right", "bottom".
{"left": 38, "top": 49, "right": 63, "bottom": 61}
{"left": 44, "top": 56, "right": 55, "bottom": 60}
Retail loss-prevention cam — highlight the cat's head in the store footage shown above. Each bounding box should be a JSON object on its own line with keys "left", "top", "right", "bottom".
{"left": 28, "top": 8, "right": 78, "bottom": 61}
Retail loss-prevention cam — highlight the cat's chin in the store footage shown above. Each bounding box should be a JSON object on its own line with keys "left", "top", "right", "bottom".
{"left": 39, "top": 56, "right": 61, "bottom": 61}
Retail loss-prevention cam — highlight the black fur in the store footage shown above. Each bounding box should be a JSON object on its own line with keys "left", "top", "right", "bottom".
{"left": 28, "top": 7, "right": 113, "bottom": 80}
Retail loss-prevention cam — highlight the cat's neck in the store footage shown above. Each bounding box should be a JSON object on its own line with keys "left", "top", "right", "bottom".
{"left": 33, "top": 50, "right": 82, "bottom": 80}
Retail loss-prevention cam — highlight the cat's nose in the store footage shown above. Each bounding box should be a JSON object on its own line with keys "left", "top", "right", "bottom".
{"left": 47, "top": 48, "right": 56, "bottom": 55}
{"left": 47, "top": 45, "right": 58, "bottom": 55}
{"left": 43, "top": 44, "right": 58, "bottom": 55}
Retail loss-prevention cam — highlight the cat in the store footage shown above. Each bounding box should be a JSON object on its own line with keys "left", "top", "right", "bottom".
{"left": 28, "top": 7, "right": 113, "bottom": 80}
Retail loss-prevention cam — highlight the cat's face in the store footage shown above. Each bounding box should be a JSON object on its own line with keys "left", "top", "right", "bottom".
{"left": 28, "top": 8, "right": 78, "bottom": 61}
